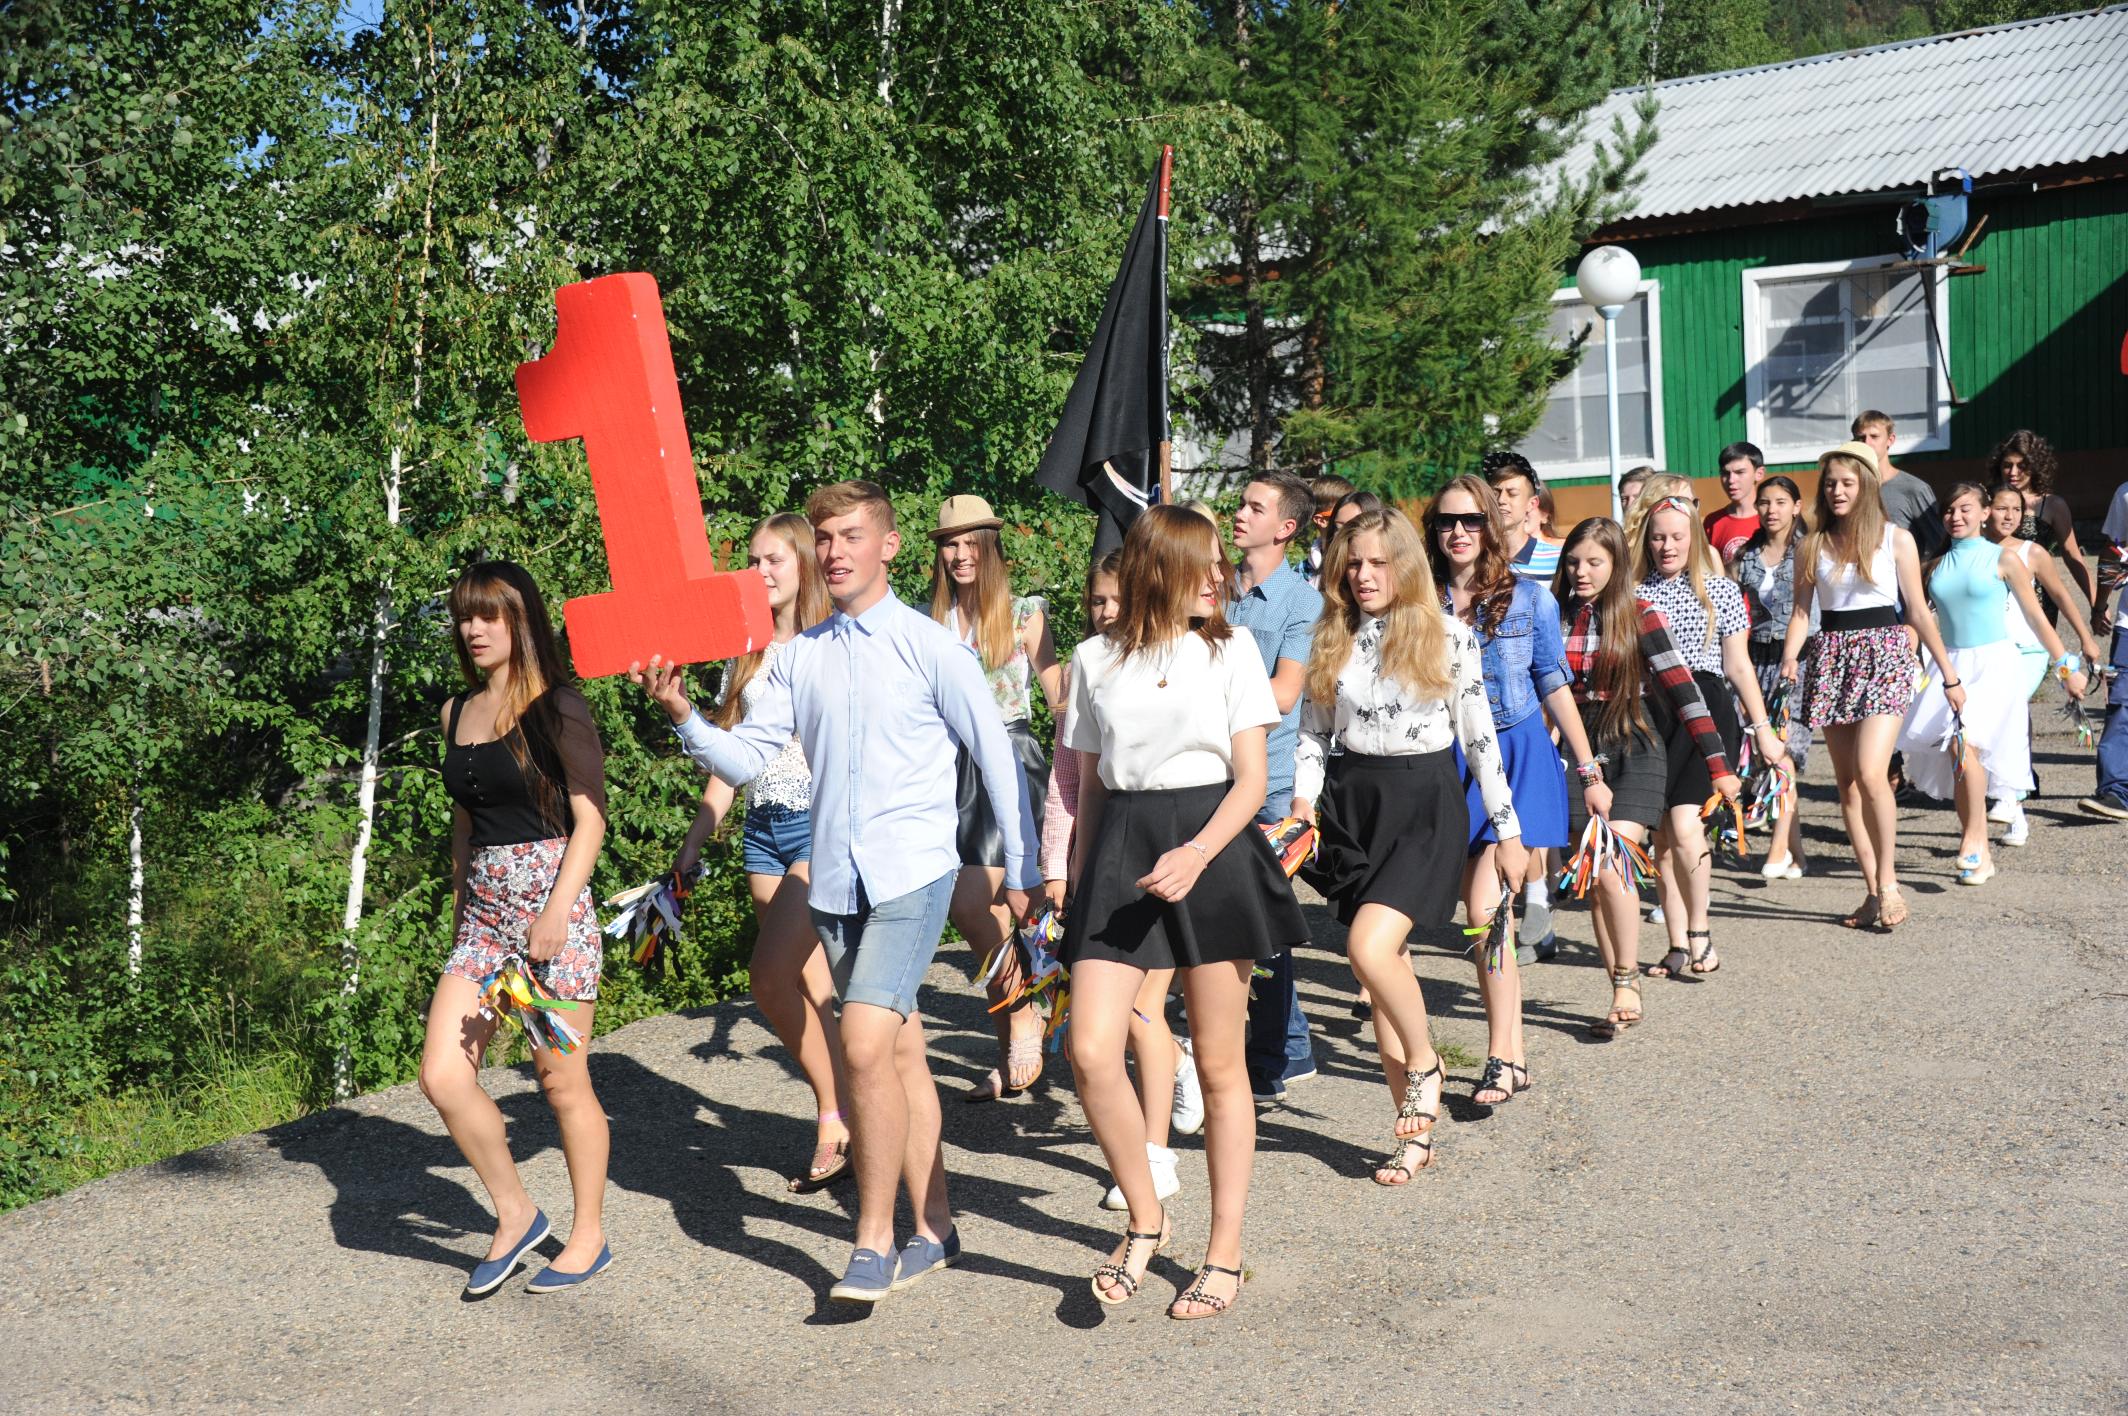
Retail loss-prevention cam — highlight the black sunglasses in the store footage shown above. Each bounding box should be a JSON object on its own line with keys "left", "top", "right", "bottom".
{"left": 1432, "top": 512, "right": 1490, "bottom": 533}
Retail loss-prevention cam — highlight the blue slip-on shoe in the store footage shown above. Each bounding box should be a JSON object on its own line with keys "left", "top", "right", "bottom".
{"left": 464, "top": 1209, "right": 550, "bottom": 1296}
{"left": 525, "top": 1243, "right": 614, "bottom": 1294}
{"left": 890, "top": 1228, "right": 961, "bottom": 1291}
{"left": 828, "top": 1247, "right": 898, "bottom": 1303}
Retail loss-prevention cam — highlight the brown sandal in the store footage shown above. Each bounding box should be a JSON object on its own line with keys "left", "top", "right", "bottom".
{"left": 1876, "top": 885, "right": 1909, "bottom": 930}
{"left": 1839, "top": 893, "right": 1880, "bottom": 930}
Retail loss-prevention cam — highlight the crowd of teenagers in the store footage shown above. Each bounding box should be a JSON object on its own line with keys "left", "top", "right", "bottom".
{"left": 419, "top": 414, "right": 2127, "bottom": 1313}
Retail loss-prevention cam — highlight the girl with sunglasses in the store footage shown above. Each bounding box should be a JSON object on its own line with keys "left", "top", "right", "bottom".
{"left": 1631, "top": 491, "right": 1788, "bottom": 977}
{"left": 1426, "top": 476, "right": 1609, "bottom": 1104}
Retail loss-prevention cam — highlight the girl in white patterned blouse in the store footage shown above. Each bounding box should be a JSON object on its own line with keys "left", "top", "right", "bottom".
{"left": 1292, "top": 508, "right": 1524, "bottom": 1187}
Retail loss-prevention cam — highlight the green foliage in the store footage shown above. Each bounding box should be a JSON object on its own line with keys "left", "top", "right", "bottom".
{"left": 1652, "top": 0, "right": 1786, "bottom": 78}
{"left": 1186, "top": 0, "right": 1654, "bottom": 499}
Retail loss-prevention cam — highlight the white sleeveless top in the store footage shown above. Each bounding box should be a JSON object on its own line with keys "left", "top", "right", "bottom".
{"left": 2004, "top": 541, "right": 2044, "bottom": 653}
{"left": 1815, "top": 525, "right": 1899, "bottom": 613}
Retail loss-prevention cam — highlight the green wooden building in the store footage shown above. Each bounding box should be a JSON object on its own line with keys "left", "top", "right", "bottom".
{"left": 1531, "top": 5, "right": 2128, "bottom": 520}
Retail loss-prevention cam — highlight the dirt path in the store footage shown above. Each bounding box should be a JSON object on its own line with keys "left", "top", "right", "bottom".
{"left": 7, "top": 721, "right": 2125, "bottom": 1413}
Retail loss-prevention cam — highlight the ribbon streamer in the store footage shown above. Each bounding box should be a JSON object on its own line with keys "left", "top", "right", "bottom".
{"left": 603, "top": 867, "right": 699, "bottom": 966}
{"left": 1941, "top": 710, "right": 1969, "bottom": 777}
{"left": 1554, "top": 816, "right": 1659, "bottom": 899}
{"left": 1701, "top": 790, "right": 1750, "bottom": 859}
{"left": 476, "top": 954, "right": 584, "bottom": 1055}
{"left": 1259, "top": 816, "right": 1319, "bottom": 878}
{"left": 1461, "top": 899, "right": 1514, "bottom": 975}
{"left": 2061, "top": 694, "right": 2100, "bottom": 749}
{"left": 1744, "top": 761, "right": 1792, "bottom": 829}
{"left": 987, "top": 906, "right": 1067, "bottom": 1013}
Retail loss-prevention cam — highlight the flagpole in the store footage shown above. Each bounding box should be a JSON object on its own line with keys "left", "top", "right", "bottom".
{"left": 1155, "top": 143, "right": 1174, "bottom": 507}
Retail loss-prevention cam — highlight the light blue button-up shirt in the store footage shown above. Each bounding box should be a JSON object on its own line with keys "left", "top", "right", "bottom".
{"left": 673, "top": 592, "right": 1038, "bottom": 915}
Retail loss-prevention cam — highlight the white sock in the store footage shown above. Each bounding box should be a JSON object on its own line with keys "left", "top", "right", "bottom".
{"left": 1524, "top": 879, "right": 1549, "bottom": 907}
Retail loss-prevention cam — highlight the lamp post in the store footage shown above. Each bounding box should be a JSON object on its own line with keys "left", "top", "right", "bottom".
{"left": 1575, "top": 245, "right": 1641, "bottom": 522}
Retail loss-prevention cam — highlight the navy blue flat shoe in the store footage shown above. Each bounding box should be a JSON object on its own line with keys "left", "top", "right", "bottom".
{"left": 890, "top": 1228, "right": 960, "bottom": 1291}
{"left": 525, "top": 1243, "right": 613, "bottom": 1294}
{"left": 464, "top": 1210, "right": 550, "bottom": 1296}
{"left": 827, "top": 1247, "right": 897, "bottom": 1303}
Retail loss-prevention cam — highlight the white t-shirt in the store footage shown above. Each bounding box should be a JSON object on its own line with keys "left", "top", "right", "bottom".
{"left": 2103, "top": 481, "right": 2128, "bottom": 545}
{"left": 1065, "top": 631, "right": 1279, "bottom": 791}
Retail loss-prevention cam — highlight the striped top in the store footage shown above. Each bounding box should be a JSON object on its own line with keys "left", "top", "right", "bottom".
{"left": 1562, "top": 597, "right": 1732, "bottom": 779}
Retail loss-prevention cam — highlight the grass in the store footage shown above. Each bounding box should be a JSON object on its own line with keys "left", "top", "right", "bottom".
{"left": 44, "top": 1048, "right": 315, "bottom": 1198}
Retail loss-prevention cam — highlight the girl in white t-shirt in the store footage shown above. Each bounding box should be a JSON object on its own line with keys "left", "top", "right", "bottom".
{"left": 1062, "top": 505, "right": 1308, "bottom": 1321}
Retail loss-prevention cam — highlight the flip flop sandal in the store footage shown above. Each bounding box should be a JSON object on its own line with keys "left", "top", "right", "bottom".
{"left": 787, "top": 1139, "right": 850, "bottom": 1194}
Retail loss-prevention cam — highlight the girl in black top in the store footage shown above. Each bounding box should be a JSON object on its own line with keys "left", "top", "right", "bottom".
{"left": 425, "top": 561, "right": 612, "bottom": 1295}
{"left": 1991, "top": 430, "right": 2095, "bottom": 629}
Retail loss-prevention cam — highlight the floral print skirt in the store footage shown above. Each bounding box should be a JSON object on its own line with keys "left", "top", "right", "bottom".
{"left": 443, "top": 838, "right": 601, "bottom": 1000}
{"left": 1799, "top": 625, "right": 1917, "bottom": 729}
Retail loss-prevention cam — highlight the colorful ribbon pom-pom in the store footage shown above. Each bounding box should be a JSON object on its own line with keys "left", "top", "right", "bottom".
{"left": 1743, "top": 761, "right": 1792, "bottom": 830}
{"left": 1259, "top": 815, "right": 1319, "bottom": 879}
{"left": 1701, "top": 790, "right": 1750, "bottom": 859}
{"left": 1555, "top": 816, "right": 1659, "bottom": 899}
{"left": 1765, "top": 682, "right": 1791, "bottom": 738}
{"left": 988, "top": 906, "right": 1067, "bottom": 1014}
{"left": 1461, "top": 900, "right": 1514, "bottom": 975}
{"left": 476, "top": 955, "right": 584, "bottom": 1055}
{"left": 2062, "top": 694, "right": 2100, "bottom": 749}
{"left": 603, "top": 867, "right": 698, "bottom": 967}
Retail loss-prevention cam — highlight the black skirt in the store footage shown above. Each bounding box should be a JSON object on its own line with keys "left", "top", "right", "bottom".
{"left": 1300, "top": 749, "right": 1466, "bottom": 928}
{"left": 955, "top": 717, "right": 1050, "bottom": 868}
{"left": 1063, "top": 781, "right": 1308, "bottom": 972}
{"left": 1569, "top": 725, "right": 1668, "bottom": 836}
{"left": 1655, "top": 670, "right": 1741, "bottom": 810}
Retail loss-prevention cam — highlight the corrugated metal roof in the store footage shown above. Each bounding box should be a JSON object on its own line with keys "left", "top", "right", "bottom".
{"left": 1557, "top": 5, "right": 2128, "bottom": 223}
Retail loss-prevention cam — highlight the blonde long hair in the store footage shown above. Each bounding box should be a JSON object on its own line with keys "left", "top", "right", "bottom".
{"left": 714, "top": 513, "right": 831, "bottom": 730}
{"left": 1799, "top": 451, "right": 1888, "bottom": 593}
{"left": 929, "top": 526, "right": 1017, "bottom": 671}
{"left": 1630, "top": 491, "right": 1721, "bottom": 659}
{"left": 1110, "top": 505, "right": 1232, "bottom": 662}
{"left": 1307, "top": 507, "right": 1453, "bottom": 706}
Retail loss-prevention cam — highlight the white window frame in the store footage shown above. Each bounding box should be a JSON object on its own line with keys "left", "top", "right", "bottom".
{"left": 1523, "top": 280, "right": 1666, "bottom": 481}
{"left": 1741, "top": 254, "right": 1950, "bottom": 465}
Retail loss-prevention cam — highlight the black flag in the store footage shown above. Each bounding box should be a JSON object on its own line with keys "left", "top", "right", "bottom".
{"left": 1035, "top": 148, "right": 1171, "bottom": 555}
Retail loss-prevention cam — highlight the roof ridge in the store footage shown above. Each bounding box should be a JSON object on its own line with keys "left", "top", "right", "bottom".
{"left": 1625, "top": 2, "right": 2128, "bottom": 94}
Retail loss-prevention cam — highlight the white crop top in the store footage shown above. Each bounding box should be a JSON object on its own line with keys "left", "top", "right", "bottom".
{"left": 1815, "top": 526, "right": 1899, "bottom": 613}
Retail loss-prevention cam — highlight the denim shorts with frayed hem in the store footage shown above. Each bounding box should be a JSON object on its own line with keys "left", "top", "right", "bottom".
{"left": 741, "top": 803, "right": 811, "bottom": 877}
{"left": 810, "top": 869, "right": 957, "bottom": 1017}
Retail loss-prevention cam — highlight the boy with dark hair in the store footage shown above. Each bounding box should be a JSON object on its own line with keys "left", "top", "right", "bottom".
{"left": 1227, "top": 470, "right": 1323, "bottom": 1097}
{"left": 1484, "top": 451, "right": 1559, "bottom": 582}
{"left": 1707, "top": 442, "right": 1765, "bottom": 565}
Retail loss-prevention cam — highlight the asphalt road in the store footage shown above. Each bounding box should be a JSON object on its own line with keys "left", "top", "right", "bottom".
{"left": 7, "top": 716, "right": 2125, "bottom": 1413}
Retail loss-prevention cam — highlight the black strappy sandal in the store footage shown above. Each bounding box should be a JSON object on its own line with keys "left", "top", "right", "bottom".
{"left": 1374, "top": 1130, "right": 1435, "bottom": 1185}
{"left": 1591, "top": 969, "right": 1642, "bottom": 1038}
{"left": 1090, "top": 1210, "right": 1168, "bottom": 1306}
{"left": 1646, "top": 943, "right": 1691, "bottom": 978}
{"left": 1167, "top": 1262, "right": 1245, "bottom": 1320}
{"left": 1687, "top": 928, "right": 1720, "bottom": 975}
{"left": 1508, "top": 1061, "right": 1532, "bottom": 1093}
{"left": 1472, "top": 1055, "right": 1516, "bottom": 1106}
{"left": 1398, "top": 1058, "right": 1443, "bottom": 1133}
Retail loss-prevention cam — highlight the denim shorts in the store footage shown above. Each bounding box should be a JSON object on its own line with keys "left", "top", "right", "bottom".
{"left": 809, "top": 869, "right": 957, "bottom": 1017}
{"left": 741, "top": 804, "right": 811, "bottom": 877}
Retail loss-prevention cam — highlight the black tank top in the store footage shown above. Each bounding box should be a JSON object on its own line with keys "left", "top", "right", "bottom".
{"left": 443, "top": 693, "right": 575, "bottom": 846}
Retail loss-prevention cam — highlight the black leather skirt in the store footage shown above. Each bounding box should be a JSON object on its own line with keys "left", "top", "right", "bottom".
{"left": 955, "top": 717, "right": 1050, "bottom": 868}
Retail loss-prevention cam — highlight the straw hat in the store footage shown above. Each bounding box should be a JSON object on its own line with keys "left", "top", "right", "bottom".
{"left": 1820, "top": 440, "right": 1879, "bottom": 474}
{"left": 930, "top": 494, "right": 1004, "bottom": 540}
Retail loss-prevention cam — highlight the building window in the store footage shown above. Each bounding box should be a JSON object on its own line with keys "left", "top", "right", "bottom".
{"left": 1742, "top": 256, "right": 1949, "bottom": 464}
{"left": 1517, "top": 282, "right": 1664, "bottom": 480}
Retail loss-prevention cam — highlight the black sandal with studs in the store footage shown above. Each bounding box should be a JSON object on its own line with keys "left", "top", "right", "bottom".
{"left": 1090, "top": 1211, "right": 1168, "bottom": 1306}
{"left": 1167, "top": 1262, "right": 1245, "bottom": 1320}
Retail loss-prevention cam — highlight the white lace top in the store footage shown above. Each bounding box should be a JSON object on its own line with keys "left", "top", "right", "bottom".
{"left": 1294, "top": 611, "right": 1520, "bottom": 841}
{"left": 717, "top": 638, "right": 812, "bottom": 813}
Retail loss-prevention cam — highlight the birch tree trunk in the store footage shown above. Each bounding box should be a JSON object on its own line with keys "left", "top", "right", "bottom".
{"left": 126, "top": 784, "right": 144, "bottom": 979}
{"left": 864, "top": 0, "right": 902, "bottom": 430}
{"left": 335, "top": 30, "right": 444, "bottom": 1101}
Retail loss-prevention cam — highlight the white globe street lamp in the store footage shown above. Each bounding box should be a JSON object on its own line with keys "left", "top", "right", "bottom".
{"left": 1575, "top": 244, "right": 1641, "bottom": 521}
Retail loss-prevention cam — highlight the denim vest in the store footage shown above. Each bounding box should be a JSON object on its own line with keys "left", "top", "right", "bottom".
{"left": 1475, "top": 578, "right": 1571, "bottom": 731}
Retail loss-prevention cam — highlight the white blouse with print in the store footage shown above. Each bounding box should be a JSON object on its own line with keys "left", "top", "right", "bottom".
{"left": 1293, "top": 611, "right": 1520, "bottom": 841}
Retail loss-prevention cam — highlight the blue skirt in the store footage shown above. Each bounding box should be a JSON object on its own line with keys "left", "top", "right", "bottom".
{"left": 1458, "top": 708, "right": 1570, "bottom": 852}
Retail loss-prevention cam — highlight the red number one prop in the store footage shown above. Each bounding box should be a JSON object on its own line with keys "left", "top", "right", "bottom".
{"left": 516, "top": 273, "right": 772, "bottom": 679}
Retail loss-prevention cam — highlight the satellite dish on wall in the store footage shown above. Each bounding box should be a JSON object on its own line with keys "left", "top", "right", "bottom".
{"left": 1898, "top": 167, "right": 1972, "bottom": 261}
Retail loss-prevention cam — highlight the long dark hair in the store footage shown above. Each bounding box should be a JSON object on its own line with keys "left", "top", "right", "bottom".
{"left": 1425, "top": 474, "right": 1517, "bottom": 635}
{"left": 447, "top": 560, "right": 578, "bottom": 832}
{"left": 1553, "top": 518, "right": 1651, "bottom": 748}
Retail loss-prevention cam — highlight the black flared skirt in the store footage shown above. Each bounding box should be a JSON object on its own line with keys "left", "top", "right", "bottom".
{"left": 1655, "top": 670, "right": 1741, "bottom": 810}
{"left": 955, "top": 717, "right": 1050, "bottom": 868}
{"left": 1063, "top": 781, "right": 1308, "bottom": 972}
{"left": 1300, "top": 749, "right": 1466, "bottom": 928}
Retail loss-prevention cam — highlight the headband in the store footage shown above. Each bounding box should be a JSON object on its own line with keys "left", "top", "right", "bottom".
{"left": 1652, "top": 495, "right": 1696, "bottom": 518}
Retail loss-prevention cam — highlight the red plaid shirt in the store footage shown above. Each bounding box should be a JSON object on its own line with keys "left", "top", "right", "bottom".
{"left": 1563, "top": 597, "right": 1731, "bottom": 779}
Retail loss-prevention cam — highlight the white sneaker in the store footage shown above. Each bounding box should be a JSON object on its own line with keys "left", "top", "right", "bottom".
{"left": 1171, "top": 1041, "right": 1205, "bottom": 1136}
{"left": 2001, "top": 810, "right": 2030, "bottom": 847}
{"left": 1987, "top": 797, "right": 2019, "bottom": 826}
{"left": 1759, "top": 852, "right": 1794, "bottom": 880}
{"left": 1648, "top": 904, "right": 1666, "bottom": 925}
{"left": 1101, "top": 1143, "right": 1181, "bottom": 1211}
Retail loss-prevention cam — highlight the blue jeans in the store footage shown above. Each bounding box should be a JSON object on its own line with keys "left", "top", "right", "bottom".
{"left": 1245, "top": 799, "right": 1315, "bottom": 1090}
{"left": 741, "top": 803, "right": 811, "bottom": 876}
{"left": 810, "top": 869, "right": 956, "bottom": 1017}
{"left": 2097, "top": 625, "right": 2128, "bottom": 804}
